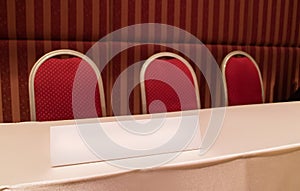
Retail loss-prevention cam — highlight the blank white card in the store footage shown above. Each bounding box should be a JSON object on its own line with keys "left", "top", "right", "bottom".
{"left": 50, "top": 115, "right": 201, "bottom": 167}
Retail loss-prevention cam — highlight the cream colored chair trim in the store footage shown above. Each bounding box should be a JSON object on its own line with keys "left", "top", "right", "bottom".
{"left": 221, "top": 50, "right": 265, "bottom": 106}
{"left": 29, "top": 49, "right": 106, "bottom": 121}
{"left": 140, "top": 52, "right": 201, "bottom": 114}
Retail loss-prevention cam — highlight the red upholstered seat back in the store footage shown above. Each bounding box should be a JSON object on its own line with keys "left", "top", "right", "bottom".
{"left": 34, "top": 57, "right": 103, "bottom": 121}
{"left": 143, "top": 58, "right": 199, "bottom": 113}
{"left": 225, "top": 56, "right": 263, "bottom": 106}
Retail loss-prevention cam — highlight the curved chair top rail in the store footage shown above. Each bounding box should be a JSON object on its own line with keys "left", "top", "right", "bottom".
{"left": 29, "top": 49, "right": 106, "bottom": 120}
{"left": 140, "top": 52, "right": 201, "bottom": 114}
{"left": 221, "top": 50, "right": 265, "bottom": 106}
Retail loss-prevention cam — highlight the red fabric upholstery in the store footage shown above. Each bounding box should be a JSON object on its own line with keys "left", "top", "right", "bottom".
{"left": 34, "top": 57, "right": 102, "bottom": 121}
{"left": 144, "top": 58, "right": 198, "bottom": 113}
{"left": 225, "top": 56, "right": 263, "bottom": 106}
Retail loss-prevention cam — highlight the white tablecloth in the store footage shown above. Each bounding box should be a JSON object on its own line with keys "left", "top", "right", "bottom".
{"left": 1, "top": 102, "right": 300, "bottom": 190}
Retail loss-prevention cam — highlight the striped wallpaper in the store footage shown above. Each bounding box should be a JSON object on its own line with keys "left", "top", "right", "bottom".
{"left": 0, "top": 0, "right": 299, "bottom": 122}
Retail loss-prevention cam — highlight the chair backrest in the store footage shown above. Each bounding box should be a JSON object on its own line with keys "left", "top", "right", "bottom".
{"left": 140, "top": 52, "right": 200, "bottom": 114}
{"left": 221, "top": 50, "right": 264, "bottom": 106}
{"left": 29, "top": 49, "right": 106, "bottom": 121}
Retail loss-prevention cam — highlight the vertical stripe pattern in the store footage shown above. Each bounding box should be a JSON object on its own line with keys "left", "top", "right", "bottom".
{"left": 0, "top": 0, "right": 299, "bottom": 122}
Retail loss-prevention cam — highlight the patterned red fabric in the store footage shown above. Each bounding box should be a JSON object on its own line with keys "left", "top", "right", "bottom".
{"left": 144, "top": 58, "right": 198, "bottom": 113}
{"left": 34, "top": 58, "right": 102, "bottom": 121}
{"left": 225, "top": 57, "right": 263, "bottom": 106}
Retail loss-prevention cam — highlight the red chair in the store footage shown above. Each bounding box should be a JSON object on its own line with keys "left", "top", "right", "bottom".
{"left": 140, "top": 52, "right": 200, "bottom": 114}
{"left": 29, "top": 49, "right": 106, "bottom": 121}
{"left": 221, "top": 50, "right": 264, "bottom": 106}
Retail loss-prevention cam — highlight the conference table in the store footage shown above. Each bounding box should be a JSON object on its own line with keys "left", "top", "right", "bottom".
{"left": 1, "top": 102, "right": 300, "bottom": 190}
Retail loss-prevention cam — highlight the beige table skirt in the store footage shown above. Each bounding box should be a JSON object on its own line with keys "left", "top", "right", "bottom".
{"left": 3, "top": 146, "right": 300, "bottom": 191}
